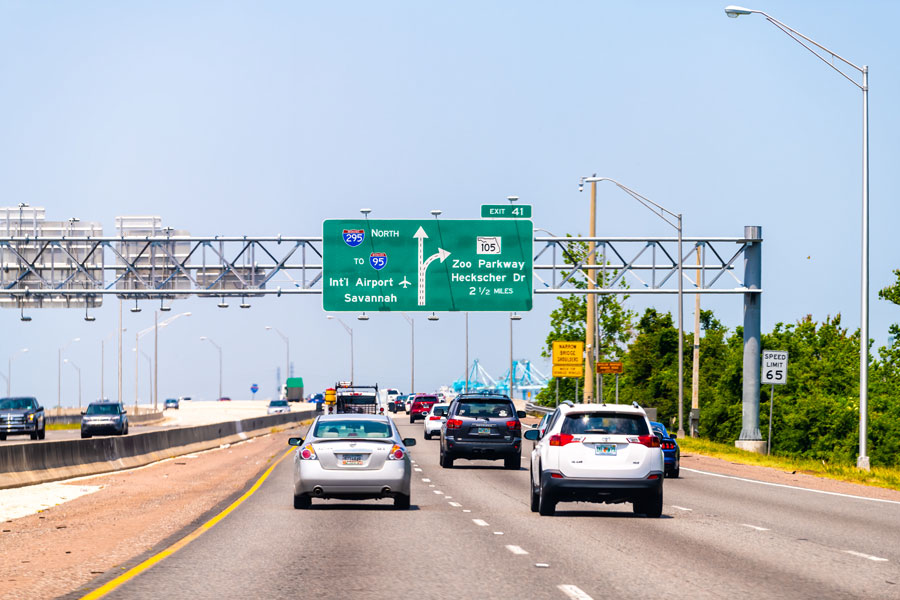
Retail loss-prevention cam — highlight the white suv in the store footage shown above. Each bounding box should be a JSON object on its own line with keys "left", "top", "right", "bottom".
{"left": 523, "top": 402, "right": 664, "bottom": 517}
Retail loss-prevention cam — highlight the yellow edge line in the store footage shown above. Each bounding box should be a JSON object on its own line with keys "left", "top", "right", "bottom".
{"left": 80, "top": 446, "right": 295, "bottom": 599}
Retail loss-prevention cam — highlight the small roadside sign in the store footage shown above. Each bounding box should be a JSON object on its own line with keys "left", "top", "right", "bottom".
{"left": 552, "top": 365, "right": 584, "bottom": 378}
{"left": 596, "top": 362, "right": 624, "bottom": 374}
{"left": 762, "top": 350, "right": 788, "bottom": 384}
{"left": 552, "top": 341, "right": 584, "bottom": 365}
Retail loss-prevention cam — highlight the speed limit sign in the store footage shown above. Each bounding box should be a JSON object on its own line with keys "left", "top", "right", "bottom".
{"left": 762, "top": 350, "right": 788, "bottom": 385}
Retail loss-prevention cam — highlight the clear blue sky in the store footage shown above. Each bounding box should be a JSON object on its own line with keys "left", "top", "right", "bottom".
{"left": 1, "top": 1, "right": 897, "bottom": 405}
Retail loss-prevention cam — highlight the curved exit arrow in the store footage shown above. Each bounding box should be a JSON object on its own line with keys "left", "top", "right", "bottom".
{"left": 414, "top": 227, "right": 451, "bottom": 306}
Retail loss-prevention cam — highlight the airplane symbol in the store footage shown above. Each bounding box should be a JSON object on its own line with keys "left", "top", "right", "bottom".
{"left": 399, "top": 277, "right": 412, "bottom": 288}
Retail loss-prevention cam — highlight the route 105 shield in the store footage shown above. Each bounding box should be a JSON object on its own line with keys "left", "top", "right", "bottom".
{"left": 342, "top": 229, "right": 365, "bottom": 247}
{"left": 369, "top": 252, "right": 387, "bottom": 270}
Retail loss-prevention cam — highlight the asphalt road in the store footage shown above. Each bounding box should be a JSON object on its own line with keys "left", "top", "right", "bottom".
{"left": 93, "top": 416, "right": 900, "bottom": 600}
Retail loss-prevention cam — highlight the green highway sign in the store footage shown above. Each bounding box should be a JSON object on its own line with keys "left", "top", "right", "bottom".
{"left": 481, "top": 204, "right": 532, "bottom": 219}
{"left": 323, "top": 219, "right": 533, "bottom": 312}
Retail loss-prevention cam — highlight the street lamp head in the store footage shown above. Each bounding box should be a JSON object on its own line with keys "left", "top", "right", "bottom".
{"left": 506, "top": 196, "right": 519, "bottom": 203}
{"left": 265, "top": 326, "right": 273, "bottom": 330}
{"left": 357, "top": 313, "right": 369, "bottom": 321}
{"left": 360, "top": 208, "right": 372, "bottom": 216}
{"left": 326, "top": 316, "right": 334, "bottom": 320}
{"left": 200, "top": 336, "right": 208, "bottom": 341}
{"left": 724, "top": 5, "right": 754, "bottom": 17}
{"left": 510, "top": 314, "right": 522, "bottom": 321}
{"left": 427, "top": 313, "right": 439, "bottom": 321}
{"left": 430, "top": 210, "right": 442, "bottom": 217}
{"left": 73, "top": 338, "right": 81, "bottom": 343}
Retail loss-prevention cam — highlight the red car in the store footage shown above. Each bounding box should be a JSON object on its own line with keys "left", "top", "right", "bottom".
{"left": 408, "top": 395, "right": 438, "bottom": 423}
{"left": 217, "top": 396, "right": 232, "bottom": 402}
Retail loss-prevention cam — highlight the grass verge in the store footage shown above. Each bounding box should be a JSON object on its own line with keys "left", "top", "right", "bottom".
{"left": 679, "top": 437, "right": 900, "bottom": 493}
{"left": 47, "top": 422, "right": 80, "bottom": 430}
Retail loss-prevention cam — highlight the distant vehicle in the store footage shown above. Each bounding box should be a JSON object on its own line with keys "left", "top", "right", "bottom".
{"left": 179, "top": 396, "right": 192, "bottom": 402}
{"left": 403, "top": 395, "right": 414, "bottom": 413}
{"left": 285, "top": 377, "right": 305, "bottom": 402}
{"left": 440, "top": 394, "right": 523, "bottom": 469}
{"left": 288, "top": 414, "right": 417, "bottom": 509}
{"left": 218, "top": 397, "right": 232, "bottom": 402}
{"left": 650, "top": 421, "right": 680, "bottom": 478}
{"left": 164, "top": 398, "right": 180, "bottom": 410}
{"left": 378, "top": 388, "right": 401, "bottom": 412}
{"left": 0, "top": 396, "right": 45, "bottom": 441}
{"left": 408, "top": 395, "right": 438, "bottom": 424}
{"left": 524, "top": 403, "right": 664, "bottom": 517}
{"left": 423, "top": 403, "right": 449, "bottom": 440}
{"left": 81, "top": 401, "right": 128, "bottom": 439}
{"left": 268, "top": 399, "right": 291, "bottom": 415}
{"left": 308, "top": 393, "right": 325, "bottom": 404}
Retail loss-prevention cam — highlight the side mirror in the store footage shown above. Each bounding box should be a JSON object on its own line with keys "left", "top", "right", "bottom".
{"left": 402, "top": 438, "right": 417, "bottom": 447}
{"left": 670, "top": 433, "right": 677, "bottom": 439}
{"left": 288, "top": 437, "right": 304, "bottom": 446}
{"left": 523, "top": 429, "right": 541, "bottom": 441}
{"left": 80, "top": 411, "right": 85, "bottom": 416}
{"left": 517, "top": 410, "right": 526, "bottom": 419}
{"left": 123, "top": 410, "right": 128, "bottom": 414}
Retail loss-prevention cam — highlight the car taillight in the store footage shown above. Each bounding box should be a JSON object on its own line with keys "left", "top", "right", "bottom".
{"left": 387, "top": 444, "right": 405, "bottom": 460}
{"left": 299, "top": 444, "right": 317, "bottom": 460}
{"left": 506, "top": 420, "right": 521, "bottom": 431}
{"left": 446, "top": 419, "right": 463, "bottom": 429}
{"left": 549, "top": 433, "right": 576, "bottom": 446}
{"left": 628, "top": 435, "right": 661, "bottom": 448}
{"left": 661, "top": 441, "right": 676, "bottom": 450}
{"left": 429, "top": 416, "right": 442, "bottom": 421}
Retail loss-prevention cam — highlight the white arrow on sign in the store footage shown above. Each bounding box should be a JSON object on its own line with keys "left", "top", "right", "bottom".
{"left": 413, "top": 227, "right": 451, "bottom": 306}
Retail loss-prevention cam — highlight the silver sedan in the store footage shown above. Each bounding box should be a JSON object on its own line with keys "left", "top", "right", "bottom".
{"left": 289, "top": 414, "right": 417, "bottom": 509}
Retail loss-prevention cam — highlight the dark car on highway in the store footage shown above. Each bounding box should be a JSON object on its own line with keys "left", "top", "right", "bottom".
{"left": 81, "top": 401, "right": 128, "bottom": 438}
{"left": 165, "top": 398, "right": 180, "bottom": 410}
{"left": 650, "top": 421, "right": 680, "bottom": 478}
{"left": 440, "top": 393, "right": 525, "bottom": 469}
{"left": 0, "top": 396, "right": 45, "bottom": 440}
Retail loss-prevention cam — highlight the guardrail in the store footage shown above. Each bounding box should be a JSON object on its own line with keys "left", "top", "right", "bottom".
{"left": 0, "top": 408, "right": 315, "bottom": 489}
{"left": 524, "top": 402, "right": 553, "bottom": 415}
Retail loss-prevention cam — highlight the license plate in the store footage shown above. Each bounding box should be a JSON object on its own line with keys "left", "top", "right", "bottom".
{"left": 341, "top": 454, "right": 364, "bottom": 466}
{"left": 595, "top": 444, "right": 617, "bottom": 456}
{"left": 477, "top": 427, "right": 492, "bottom": 435}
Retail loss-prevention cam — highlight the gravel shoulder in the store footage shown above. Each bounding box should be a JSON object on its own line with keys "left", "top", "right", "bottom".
{"left": 0, "top": 428, "right": 302, "bottom": 600}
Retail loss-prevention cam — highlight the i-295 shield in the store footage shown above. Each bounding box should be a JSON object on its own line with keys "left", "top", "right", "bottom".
{"left": 369, "top": 252, "right": 387, "bottom": 270}
{"left": 342, "top": 229, "right": 365, "bottom": 247}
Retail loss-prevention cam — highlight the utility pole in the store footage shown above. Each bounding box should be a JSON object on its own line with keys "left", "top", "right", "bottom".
{"left": 691, "top": 247, "right": 701, "bottom": 437}
{"left": 584, "top": 178, "right": 597, "bottom": 403}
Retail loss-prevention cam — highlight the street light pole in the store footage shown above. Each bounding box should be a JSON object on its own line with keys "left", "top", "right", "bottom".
{"left": 327, "top": 316, "right": 355, "bottom": 383}
{"left": 510, "top": 313, "right": 522, "bottom": 401}
{"left": 8, "top": 348, "right": 28, "bottom": 396}
{"left": 725, "top": 4, "right": 871, "bottom": 469}
{"left": 58, "top": 338, "right": 80, "bottom": 411}
{"left": 580, "top": 176, "right": 685, "bottom": 435}
{"left": 401, "top": 313, "right": 415, "bottom": 393}
{"left": 265, "top": 326, "right": 291, "bottom": 385}
{"left": 200, "top": 337, "right": 223, "bottom": 401}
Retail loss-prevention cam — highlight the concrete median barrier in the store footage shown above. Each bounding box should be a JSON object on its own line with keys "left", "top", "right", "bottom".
{"left": 0, "top": 409, "right": 315, "bottom": 489}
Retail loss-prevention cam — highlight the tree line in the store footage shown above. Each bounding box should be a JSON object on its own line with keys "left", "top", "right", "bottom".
{"left": 536, "top": 255, "right": 900, "bottom": 467}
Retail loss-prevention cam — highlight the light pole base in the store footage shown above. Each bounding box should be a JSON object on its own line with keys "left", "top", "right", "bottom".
{"left": 857, "top": 455, "right": 870, "bottom": 471}
{"left": 735, "top": 440, "right": 767, "bottom": 454}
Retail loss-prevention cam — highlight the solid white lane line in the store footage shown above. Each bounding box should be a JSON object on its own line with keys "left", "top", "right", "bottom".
{"left": 472, "top": 519, "right": 489, "bottom": 526}
{"left": 505, "top": 545, "right": 529, "bottom": 555}
{"left": 558, "top": 584, "right": 593, "bottom": 600}
{"left": 845, "top": 550, "right": 889, "bottom": 562}
{"left": 741, "top": 524, "right": 770, "bottom": 531}
{"left": 448, "top": 501, "right": 462, "bottom": 507}
{"left": 682, "top": 467, "right": 900, "bottom": 505}
{"left": 671, "top": 505, "right": 693, "bottom": 511}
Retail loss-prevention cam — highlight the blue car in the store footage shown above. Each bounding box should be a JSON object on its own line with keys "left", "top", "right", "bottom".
{"left": 650, "top": 421, "right": 680, "bottom": 478}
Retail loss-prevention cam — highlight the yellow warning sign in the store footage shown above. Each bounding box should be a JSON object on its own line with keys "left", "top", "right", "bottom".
{"left": 552, "top": 341, "right": 584, "bottom": 365}
{"left": 552, "top": 365, "right": 584, "bottom": 378}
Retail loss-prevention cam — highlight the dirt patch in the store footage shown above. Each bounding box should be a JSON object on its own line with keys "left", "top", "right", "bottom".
{"left": 0, "top": 431, "right": 299, "bottom": 600}
{"left": 681, "top": 453, "right": 900, "bottom": 502}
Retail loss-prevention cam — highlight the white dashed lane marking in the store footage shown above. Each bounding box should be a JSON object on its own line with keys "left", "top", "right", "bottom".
{"left": 671, "top": 505, "right": 692, "bottom": 511}
{"left": 472, "top": 519, "right": 488, "bottom": 526}
{"left": 433, "top": 490, "right": 444, "bottom": 495}
{"left": 558, "top": 584, "right": 593, "bottom": 600}
{"left": 448, "top": 501, "right": 461, "bottom": 507}
{"left": 422, "top": 478, "right": 431, "bottom": 482}
{"left": 505, "top": 545, "right": 529, "bottom": 555}
{"left": 741, "top": 524, "right": 770, "bottom": 532}
{"left": 845, "top": 550, "right": 889, "bottom": 562}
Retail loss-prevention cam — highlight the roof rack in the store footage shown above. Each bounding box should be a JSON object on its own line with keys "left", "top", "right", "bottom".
{"left": 560, "top": 400, "right": 574, "bottom": 407}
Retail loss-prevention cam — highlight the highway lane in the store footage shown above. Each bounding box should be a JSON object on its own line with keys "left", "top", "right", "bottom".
{"left": 88, "top": 415, "right": 900, "bottom": 600}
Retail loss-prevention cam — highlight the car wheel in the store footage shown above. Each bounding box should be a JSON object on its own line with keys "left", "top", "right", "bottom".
{"left": 529, "top": 465, "right": 540, "bottom": 513}
{"left": 671, "top": 457, "right": 680, "bottom": 478}
{"left": 38, "top": 426, "right": 46, "bottom": 440}
{"left": 30, "top": 431, "right": 38, "bottom": 440}
{"left": 409, "top": 416, "right": 414, "bottom": 424}
{"left": 0, "top": 433, "right": 5, "bottom": 441}
{"left": 394, "top": 494, "right": 411, "bottom": 510}
{"left": 81, "top": 432, "right": 91, "bottom": 439}
{"left": 440, "top": 451, "right": 454, "bottom": 469}
{"left": 424, "top": 431, "right": 431, "bottom": 440}
{"left": 633, "top": 486, "right": 663, "bottom": 518}
{"left": 504, "top": 454, "right": 520, "bottom": 470}
{"left": 123, "top": 424, "right": 128, "bottom": 435}
{"left": 293, "top": 493, "right": 312, "bottom": 509}
{"left": 538, "top": 481, "right": 556, "bottom": 516}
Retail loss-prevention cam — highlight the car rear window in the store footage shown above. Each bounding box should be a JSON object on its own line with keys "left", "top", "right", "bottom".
{"left": 270, "top": 400, "right": 288, "bottom": 407}
{"left": 562, "top": 413, "right": 649, "bottom": 436}
{"left": 313, "top": 420, "right": 392, "bottom": 439}
{"left": 343, "top": 395, "right": 376, "bottom": 404}
{"left": 455, "top": 401, "right": 514, "bottom": 418}
{"left": 415, "top": 396, "right": 438, "bottom": 403}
